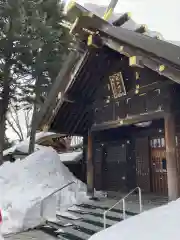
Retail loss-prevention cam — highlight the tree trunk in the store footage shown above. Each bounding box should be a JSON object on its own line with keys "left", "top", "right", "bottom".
{"left": 0, "top": 112, "right": 6, "bottom": 165}
{"left": 0, "top": 75, "right": 10, "bottom": 165}
{"left": 28, "top": 103, "right": 38, "bottom": 154}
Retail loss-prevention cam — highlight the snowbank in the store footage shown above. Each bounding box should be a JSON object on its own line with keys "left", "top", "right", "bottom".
{"left": 0, "top": 148, "right": 87, "bottom": 235}
{"left": 89, "top": 199, "right": 180, "bottom": 240}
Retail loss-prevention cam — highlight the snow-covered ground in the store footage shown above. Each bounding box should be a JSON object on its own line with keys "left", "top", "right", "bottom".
{"left": 65, "top": 0, "right": 180, "bottom": 44}
{"left": 0, "top": 216, "right": 4, "bottom": 240}
{"left": 0, "top": 234, "right": 4, "bottom": 240}
{"left": 0, "top": 148, "right": 87, "bottom": 235}
{"left": 89, "top": 198, "right": 180, "bottom": 240}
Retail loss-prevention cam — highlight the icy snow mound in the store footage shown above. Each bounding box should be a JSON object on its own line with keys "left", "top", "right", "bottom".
{"left": 89, "top": 199, "right": 180, "bottom": 240}
{"left": 0, "top": 148, "right": 87, "bottom": 235}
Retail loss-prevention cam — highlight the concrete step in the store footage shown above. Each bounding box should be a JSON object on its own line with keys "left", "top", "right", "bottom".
{"left": 56, "top": 215, "right": 102, "bottom": 232}
{"left": 68, "top": 205, "right": 124, "bottom": 221}
{"left": 5, "top": 230, "right": 58, "bottom": 240}
{"left": 39, "top": 202, "right": 119, "bottom": 240}
{"left": 66, "top": 210, "right": 118, "bottom": 226}
{"left": 41, "top": 220, "right": 92, "bottom": 240}
{"left": 56, "top": 226, "right": 90, "bottom": 240}
{"left": 77, "top": 202, "right": 137, "bottom": 216}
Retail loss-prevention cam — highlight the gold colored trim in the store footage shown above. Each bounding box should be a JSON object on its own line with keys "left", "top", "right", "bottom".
{"left": 159, "top": 65, "right": 165, "bottom": 72}
{"left": 103, "top": 8, "right": 113, "bottom": 20}
{"left": 66, "top": 0, "right": 76, "bottom": 12}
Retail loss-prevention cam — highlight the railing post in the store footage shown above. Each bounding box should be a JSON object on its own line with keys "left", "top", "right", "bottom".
{"left": 40, "top": 181, "right": 75, "bottom": 221}
{"left": 103, "top": 187, "right": 142, "bottom": 230}
{"left": 138, "top": 187, "right": 143, "bottom": 213}
{"left": 103, "top": 212, "right": 106, "bottom": 229}
{"left": 122, "top": 199, "right": 126, "bottom": 220}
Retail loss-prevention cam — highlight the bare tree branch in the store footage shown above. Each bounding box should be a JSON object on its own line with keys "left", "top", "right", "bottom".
{"left": 6, "top": 117, "right": 23, "bottom": 141}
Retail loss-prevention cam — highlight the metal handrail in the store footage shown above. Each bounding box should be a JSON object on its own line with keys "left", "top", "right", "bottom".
{"left": 103, "top": 187, "right": 142, "bottom": 229}
{"left": 40, "top": 181, "right": 76, "bottom": 219}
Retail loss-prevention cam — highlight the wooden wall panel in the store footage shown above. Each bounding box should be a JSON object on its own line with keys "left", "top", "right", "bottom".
{"left": 93, "top": 86, "right": 169, "bottom": 126}
{"left": 127, "top": 94, "right": 146, "bottom": 116}
{"left": 114, "top": 100, "right": 127, "bottom": 120}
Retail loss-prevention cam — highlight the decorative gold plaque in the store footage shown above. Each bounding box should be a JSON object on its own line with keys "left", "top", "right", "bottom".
{"left": 109, "top": 72, "right": 126, "bottom": 99}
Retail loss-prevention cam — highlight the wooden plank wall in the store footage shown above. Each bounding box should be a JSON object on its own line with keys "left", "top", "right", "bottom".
{"left": 175, "top": 113, "right": 180, "bottom": 194}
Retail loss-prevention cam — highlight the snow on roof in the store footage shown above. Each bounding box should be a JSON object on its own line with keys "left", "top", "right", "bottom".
{"left": 89, "top": 199, "right": 180, "bottom": 240}
{"left": 65, "top": 0, "right": 180, "bottom": 45}
{"left": 35, "top": 131, "right": 57, "bottom": 141}
{"left": 59, "top": 151, "right": 82, "bottom": 163}
{"left": 3, "top": 132, "right": 56, "bottom": 156}
{"left": 0, "top": 148, "right": 87, "bottom": 235}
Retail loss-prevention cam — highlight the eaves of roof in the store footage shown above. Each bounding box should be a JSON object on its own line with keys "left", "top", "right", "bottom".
{"left": 66, "top": 2, "right": 180, "bottom": 84}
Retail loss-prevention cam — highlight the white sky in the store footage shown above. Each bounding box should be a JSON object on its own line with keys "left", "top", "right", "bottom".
{"left": 65, "top": 0, "right": 180, "bottom": 42}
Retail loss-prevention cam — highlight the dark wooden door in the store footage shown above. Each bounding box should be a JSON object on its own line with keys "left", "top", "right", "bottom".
{"left": 135, "top": 137, "right": 151, "bottom": 192}
{"left": 150, "top": 137, "right": 168, "bottom": 195}
{"left": 103, "top": 142, "right": 127, "bottom": 191}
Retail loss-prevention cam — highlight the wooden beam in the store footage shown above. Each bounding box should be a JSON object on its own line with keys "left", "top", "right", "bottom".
{"left": 38, "top": 51, "right": 88, "bottom": 131}
{"left": 129, "top": 56, "right": 144, "bottom": 68}
{"left": 103, "top": 0, "right": 119, "bottom": 21}
{"left": 113, "top": 13, "right": 131, "bottom": 27}
{"left": 87, "top": 34, "right": 102, "bottom": 48}
{"left": 87, "top": 131, "right": 94, "bottom": 196}
{"left": 135, "top": 25, "right": 147, "bottom": 34}
{"left": 98, "top": 19, "right": 180, "bottom": 67}
{"left": 165, "top": 113, "right": 179, "bottom": 200}
{"left": 65, "top": 1, "right": 91, "bottom": 21}
{"left": 66, "top": 3, "right": 180, "bottom": 68}
{"left": 91, "top": 110, "right": 165, "bottom": 131}
{"left": 104, "top": 39, "right": 180, "bottom": 84}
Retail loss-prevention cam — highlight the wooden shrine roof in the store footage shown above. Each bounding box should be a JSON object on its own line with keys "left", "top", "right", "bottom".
{"left": 37, "top": 2, "right": 180, "bottom": 136}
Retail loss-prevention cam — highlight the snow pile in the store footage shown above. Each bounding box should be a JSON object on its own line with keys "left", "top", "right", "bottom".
{"left": 3, "top": 142, "right": 47, "bottom": 157}
{"left": 0, "top": 148, "right": 87, "bottom": 235}
{"left": 89, "top": 199, "right": 180, "bottom": 240}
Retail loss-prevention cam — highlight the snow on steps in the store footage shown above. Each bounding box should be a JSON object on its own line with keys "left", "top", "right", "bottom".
{"left": 37, "top": 200, "right": 138, "bottom": 240}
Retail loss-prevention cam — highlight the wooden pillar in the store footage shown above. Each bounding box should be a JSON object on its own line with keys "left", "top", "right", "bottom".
{"left": 87, "top": 132, "right": 94, "bottom": 197}
{"left": 165, "top": 113, "right": 179, "bottom": 201}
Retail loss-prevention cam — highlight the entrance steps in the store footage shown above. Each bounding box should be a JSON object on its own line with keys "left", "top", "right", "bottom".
{"left": 5, "top": 195, "right": 168, "bottom": 240}
{"left": 37, "top": 198, "right": 140, "bottom": 240}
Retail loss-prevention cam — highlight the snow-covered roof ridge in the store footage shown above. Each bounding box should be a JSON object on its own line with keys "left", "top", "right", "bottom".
{"left": 86, "top": 4, "right": 162, "bottom": 34}
{"left": 65, "top": 1, "right": 180, "bottom": 83}
{"left": 65, "top": 0, "right": 180, "bottom": 45}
